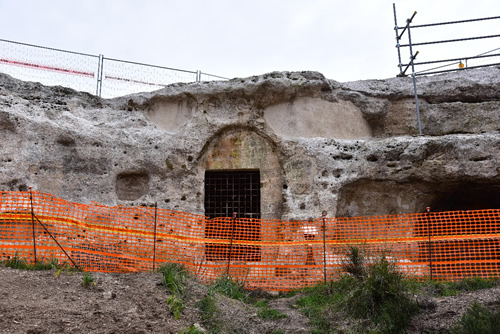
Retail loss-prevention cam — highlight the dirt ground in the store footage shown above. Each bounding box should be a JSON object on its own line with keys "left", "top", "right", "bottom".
{"left": 1, "top": 264, "right": 499, "bottom": 333}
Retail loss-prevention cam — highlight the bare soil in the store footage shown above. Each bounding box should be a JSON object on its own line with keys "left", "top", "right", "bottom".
{"left": 1, "top": 264, "right": 499, "bottom": 333}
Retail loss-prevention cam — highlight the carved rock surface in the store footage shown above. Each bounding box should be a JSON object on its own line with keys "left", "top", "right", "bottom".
{"left": 0, "top": 67, "right": 499, "bottom": 220}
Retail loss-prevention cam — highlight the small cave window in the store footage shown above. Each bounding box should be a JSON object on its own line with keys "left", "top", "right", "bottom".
{"left": 204, "top": 170, "right": 261, "bottom": 261}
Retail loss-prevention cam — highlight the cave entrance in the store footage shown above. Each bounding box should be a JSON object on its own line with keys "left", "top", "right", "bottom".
{"left": 418, "top": 182, "right": 500, "bottom": 278}
{"left": 428, "top": 183, "right": 500, "bottom": 212}
{"left": 204, "top": 170, "right": 261, "bottom": 261}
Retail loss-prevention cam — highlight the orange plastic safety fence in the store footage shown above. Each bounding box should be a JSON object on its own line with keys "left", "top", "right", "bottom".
{"left": 1, "top": 191, "right": 499, "bottom": 291}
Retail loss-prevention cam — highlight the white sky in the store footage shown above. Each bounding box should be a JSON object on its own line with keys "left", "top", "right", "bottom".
{"left": 1, "top": 0, "right": 499, "bottom": 83}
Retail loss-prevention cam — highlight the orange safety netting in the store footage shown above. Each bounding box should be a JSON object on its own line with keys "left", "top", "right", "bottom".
{"left": 0, "top": 191, "right": 499, "bottom": 291}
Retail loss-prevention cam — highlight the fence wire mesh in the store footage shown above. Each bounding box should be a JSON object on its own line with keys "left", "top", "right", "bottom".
{"left": 0, "top": 39, "right": 99, "bottom": 95}
{"left": 101, "top": 58, "right": 197, "bottom": 98}
{"left": 1, "top": 191, "right": 499, "bottom": 291}
{"left": 0, "top": 39, "right": 227, "bottom": 99}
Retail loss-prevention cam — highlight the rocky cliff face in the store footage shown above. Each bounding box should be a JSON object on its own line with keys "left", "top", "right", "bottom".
{"left": 1, "top": 68, "right": 499, "bottom": 220}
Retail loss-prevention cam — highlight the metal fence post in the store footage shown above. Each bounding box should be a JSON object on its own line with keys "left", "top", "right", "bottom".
{"left": 426, "top": 207, "right": 433, "bottom": 280}
{"left": 29, "top": 187, "right": 37, "bottom": 264}
{"left": 153, "top": 202, "right": 158, "bottom": 271}
{"left": 226, "top": 212, "right": 237, "bottom": 277}
{"left": 96, "top": 54, "right": 104, "bottom": 97}
{"left": 322, "top": 211, "right": 327, "bottom": 284}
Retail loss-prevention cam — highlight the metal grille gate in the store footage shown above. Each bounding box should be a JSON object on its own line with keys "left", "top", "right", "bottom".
{"left": 204, "top": 170, "right": 261, "bottom": 261}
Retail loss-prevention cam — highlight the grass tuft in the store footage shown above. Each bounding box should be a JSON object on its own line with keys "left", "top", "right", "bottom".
{"left": 158, "top": 263, "right": 190, "bottom": 319}
{"left": 408, "top": 276, "right": 500, "bottom": 297}
{"left": 257, "top": 307, "right": 288, "bottom": 320}
{"left": 159, "top": 263, "right": 189, "bottom": 297}
{"left": 199, "top": 293, "right": 220, "bottom": 333}
{"left": 210, "top": 275, "right": 249, "bottom": 303}
{"left": 82, "top": 272, "right": 95, "bottom": 287}
{"left": 254, "top": 298, "right": 288, "bottom": 320}
{"left": 179, "top": 324, "right": 205, "bottom": 334}
{"left": 166, "top": 295, "right": 184, "bottom": 320}
{"left": 2, "top": 253, "right": 28, "bottom": 269}
{"left": 2, "top": 254, "right": 78, "bottom": 272}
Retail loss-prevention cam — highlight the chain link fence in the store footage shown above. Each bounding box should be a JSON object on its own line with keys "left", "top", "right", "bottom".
{"left": 0, "top": 39, "right": 228, "bottom": 98}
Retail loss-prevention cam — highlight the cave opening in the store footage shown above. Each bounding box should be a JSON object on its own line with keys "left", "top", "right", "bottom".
{"left": 428, "top": 182, "right": 500, "bottom": 212}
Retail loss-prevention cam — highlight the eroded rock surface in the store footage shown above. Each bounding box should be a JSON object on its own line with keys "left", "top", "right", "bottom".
{"left": 0, "top": 68, "right": 499, "bottom": 221}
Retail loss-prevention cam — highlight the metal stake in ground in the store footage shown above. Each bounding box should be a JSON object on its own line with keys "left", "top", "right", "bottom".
{"left": 426, "top": 207, "right": 433, "bottom": 280}
{"left": 153, "top": 202, "right": 158, "bottom": 271}
{"left": 226, "top": 212, "right": 237, "bottom": 277}
{"left": 29, "top": 187, "right": 37, "bottom": 264}
{"left": 322, "top": 211, "right": 327, "bottom": 284}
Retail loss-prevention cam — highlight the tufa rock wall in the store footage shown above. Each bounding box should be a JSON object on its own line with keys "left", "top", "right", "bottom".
{"left": 0, "top": 68, "right": 499, "bottom": 221}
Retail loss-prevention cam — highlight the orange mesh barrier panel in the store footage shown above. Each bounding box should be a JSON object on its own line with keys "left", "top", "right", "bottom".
{"left": 1, "top": 191, "right": 499, "bottom": 291}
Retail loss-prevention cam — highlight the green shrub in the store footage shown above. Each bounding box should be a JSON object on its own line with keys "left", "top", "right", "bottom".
{"left": 340, "top": 252, "right": 418, "bottom": 333}
{"left": 341, "top": 245, "right": 366, "bottom": 280}
{"left": 295, "top": 247, "right": 418, "bottom": 333}
{"left": 450, "top": 301, "right": 500, "bottom": 334}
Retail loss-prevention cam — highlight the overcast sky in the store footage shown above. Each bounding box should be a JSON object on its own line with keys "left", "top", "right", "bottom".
{"left": 1, "top": 0, "right": 499, "bottom": 83}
